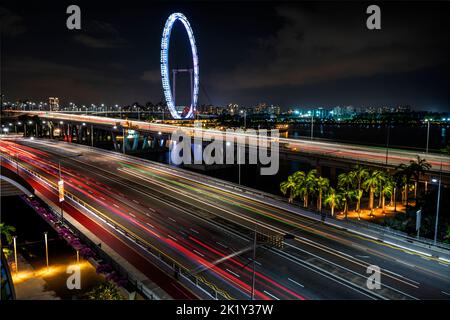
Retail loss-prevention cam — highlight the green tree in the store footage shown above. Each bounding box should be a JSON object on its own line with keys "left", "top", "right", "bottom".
{"left": 338, "top": 172, "right": 356, "bottom": 219}
{"left": 301, "top": 169, "right": 318, "bottom": 208}
{"left": 87, "top": 282, "right": 123, "bottom": 300}
{"left": 280, "top": 174, "right": 299, "bottom": 203}
{"left": 362, "top": 170, "right": 384, "bottom": 216}
{"left": 380, "top": 174, "right": 395, "bottom": 212}
{"left": 407, "top": 156, "right": 432, "bottom": 201}
{"left": 0, "top": 223, "right": 16, "bottom": 245}
{"left": 316, "top": 176, "right": 330, "bottom": 212}
{"left": 350, "top": 165, "right": 369, "bottom": 213}
{"left": 324, "top": 188, "right": 341, "bottom": 217}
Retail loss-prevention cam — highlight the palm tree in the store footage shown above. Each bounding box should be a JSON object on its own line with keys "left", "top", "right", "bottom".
{"left": 338, "top": 188, "right": 356, "bottom": 219}
{"left": 316, "top": 176, "right": 330, "bottom": 212}
{"left": 377, "top": 171, "right": 389, "bottom": 208}
{"left": 324, "top": 188, "right": 341, "bottom": 217}
{"left": 350, "top": 165, "right": 369, "bottom": 213}
{"left": 0, "top": 223, "right": 16, "bottom": 245}
{"left": 297, "top": 169, "right": 317, "bottom": 208}
{"left": 338, "top": 172, "right": 356, "bottom": 219}
{"left": 396, "top": 163, "right": 413, "bottom": 207}
{"left": 380, "top": 175, "right": 394, "bottom": 213}
{"left": 362, "top": 170, "right": 383, "bottom": 216}
{"left": 87, "top": 282, "right": 123, "bottom": 300}
{"left": 408, "top": 156, "right": 432, "bottom": 201}
{"left": 280, "top": 174, "right": 298, "bottom": 203}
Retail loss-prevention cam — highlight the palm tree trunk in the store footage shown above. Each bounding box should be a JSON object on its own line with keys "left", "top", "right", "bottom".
{"left": 344, "top": 201, "right": 348, "bottom": 219}
{"left": 331, "top": 205, "right": 335, "bottom": 217}
{"left": 378, "top": 187, "right": 383, "bottom": 208}
{"left": 414, "top": 181, "right": 417, "bottom": 199}
{"left": 318, "top": 191, "right": 322, "bottom": 211}
{"left": 369, "top": 188, "right": 374, "bottom": 216}
{"left": 394, "top": 187, "right": 397, "bottom": 212}
{"left": 405, "top": 184, "right": 409, "bottom": 206}
{"left": 382, "top": 194, "right": 386, "bottom": 212}
{"left": 356, "top": 188, "right": 361, "bottom": 212}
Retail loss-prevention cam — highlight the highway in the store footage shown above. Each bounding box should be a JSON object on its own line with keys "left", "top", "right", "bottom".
{"left": 6, "top": 110, "right": 450, "bottom": 174}
{"left": 1, "top": 137, "right": 449, "bottom": 300}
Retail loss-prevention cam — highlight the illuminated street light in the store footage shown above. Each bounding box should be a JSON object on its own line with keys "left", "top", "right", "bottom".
{"left": 425, "top": 119, "right": 430, "bottom": 153}
{"left": 44, "top": 232, "right": 49, "bottom": 271}
{"left": 13, "top": 236, "right": 18, "bottom": 273}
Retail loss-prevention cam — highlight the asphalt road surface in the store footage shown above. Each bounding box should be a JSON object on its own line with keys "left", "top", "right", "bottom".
{"left": 1, "top": 138, "right": 449, "bottom": 300}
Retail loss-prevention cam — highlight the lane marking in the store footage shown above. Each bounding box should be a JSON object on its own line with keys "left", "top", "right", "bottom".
{"left": 113, "top": 203, "right": 120, "bottom": 208}
{"left": 128, "top": 212, "right": 136, "bottom": 218}
{"left": 442, "top": 291, "right": 450, "bottom": 296}
{"left": 216, "top": 242, "right": 228, "bottom": 248}
{"left": 168, "top": 217, "right": 176, "bottom": 222}
{"left": 190, "top": 228, "right": 199, "bottom": 234}
{"left": 168, "top": 235, "right": 177, "bottom": 241}
{"left": 146, "top": 222, "right": 154, "bottom": 228}
{"left": 263, "top": 290, "right": 280, "bottom": 300}
{"left": 288, "top": 277, "right": 304, "bottom": 288}
{"left": 226, "top": 269, "right": 240, "bottom": 278}
{"left": 248, "top": 257, "right": 262, "bottom": 266}
{"left": 193, "top": 249, "right": 204, "bottom": 257}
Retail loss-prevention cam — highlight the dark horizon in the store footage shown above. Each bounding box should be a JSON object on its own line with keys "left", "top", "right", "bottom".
{"left": 1, "top": 1, "right": 449, "bottom": 112}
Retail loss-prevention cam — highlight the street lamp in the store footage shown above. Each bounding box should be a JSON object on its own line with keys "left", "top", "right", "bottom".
{"left": 13, "top": 236, "right": 18, "bottom": 273}
{"left": 425, "top": 119, "right": 430, "bottom": 154}
{"left": 432, "top": 161, "right": 442, "bottom": 245}
{"left": 44, "top": 232, "right": 49, "bottom": 271}
{"left": 240, "top": 110, "right": 247, "bottom": 129}
{"left": 57, "top": 153, "right": 82, "bottom": 224}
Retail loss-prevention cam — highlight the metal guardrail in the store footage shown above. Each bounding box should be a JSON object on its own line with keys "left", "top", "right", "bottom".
{"left": 0, "top": 153, "right": 234, "bottom": 300}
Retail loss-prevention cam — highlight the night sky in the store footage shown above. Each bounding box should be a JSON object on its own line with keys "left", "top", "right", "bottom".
{"left": 1, "top": 1, "right": 449, "bottom": 111}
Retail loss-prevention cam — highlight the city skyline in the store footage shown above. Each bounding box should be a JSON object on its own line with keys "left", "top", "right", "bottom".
{"left": 1, "top": 2, "right": 449, "bottom": 112}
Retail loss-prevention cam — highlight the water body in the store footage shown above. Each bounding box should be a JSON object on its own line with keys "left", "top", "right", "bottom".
{"left": 287, "top": 123, "right": 449, "bottom": 152}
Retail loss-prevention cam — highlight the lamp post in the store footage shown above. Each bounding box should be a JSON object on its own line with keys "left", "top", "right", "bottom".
{"left": 433, "top": 161, "right": 442, "bottom": 245}
{"left": 240, "top": 110, "right": 247, "bottom": 129}
{"left": 385, "top": 124, "right": 390, "bottom": 166}
{"left": 13, "top": 236, "right": 18, "bottom": 273}
{"left": 310, "top": 114, "right": 314, "bottom": 140}
{"left": 44, "top": 232, "right": 49, "bottom": 271}
{"left": 91, "top": 124, "right": 94, "bottom": 148}
{"left": 250, "top": 229, "right": 257, "bottom": 300}
{"left": 57, "top": 153, "right": 81, "bottom": 224}
{"left": 426, "top": 119, "right": 430, "bottom": 154}
{"left": 123, "top": 127, "right": 126, "bottom": 154}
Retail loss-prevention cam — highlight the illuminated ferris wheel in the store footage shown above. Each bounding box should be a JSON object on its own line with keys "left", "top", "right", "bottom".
{"left": 160, "top": 13, "right": 199, "bottom": 119}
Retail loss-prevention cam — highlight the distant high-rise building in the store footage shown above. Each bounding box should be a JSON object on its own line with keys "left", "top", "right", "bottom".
{"left": 396, "top": 105, "right": 411, "bottom": 113}
{"left": 49, "top": 97, "right": 59, "bottom": 111}
{"left": 227, "top": 103, "right": 239, "bottom": 115}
